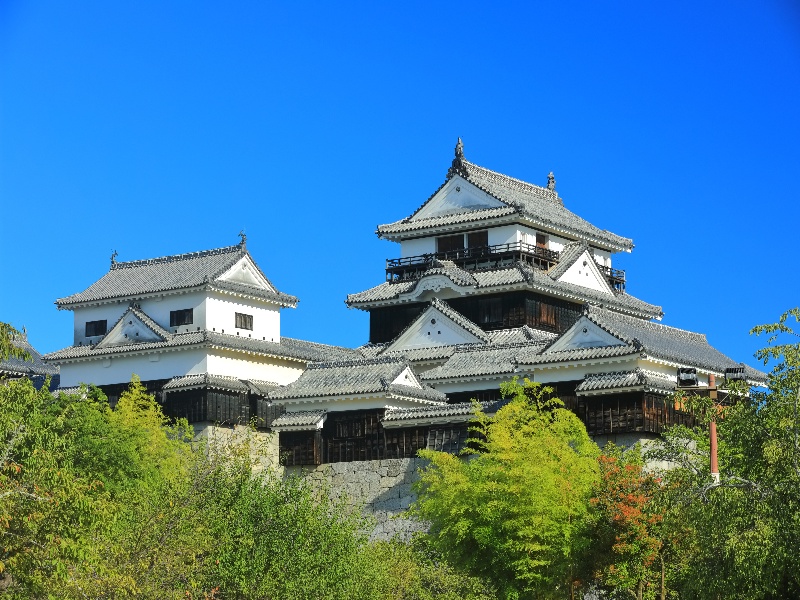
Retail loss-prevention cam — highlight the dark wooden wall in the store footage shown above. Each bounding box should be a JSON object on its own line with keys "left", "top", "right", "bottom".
{"left": 368, "top": 292, "right": 582, "bottom": 343}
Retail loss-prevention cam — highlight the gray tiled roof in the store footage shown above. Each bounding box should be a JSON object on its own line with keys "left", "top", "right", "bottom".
{"left": 487, "top": 326, "right": 559, "bottom": 346}
{"left": 0, "top": 332, "right": 59, "bottom": 378}
{"left": 419, "top": 260, "right": 478, "bottom": 287}
{"left": 163, "top": 373, "right": 250, "bottom": 393}
{"left": 545, "top": 241, "right": 592, "bottom": 282}
{"left": 56, "top": 243, "right": 298, "bottom": 308}
{"left": 270, "top": 410, "right": 326, "bottom": 430}
{"left": 268, "top": 357, "right": 446, "bottom": 403}
{"left": 357, "top": 343, "right": 389, "bottom": 358}
{"left": 385, "top": 383, "right": 449, "bottom": 403}
{"left": 44, "top": 330, "right": 358, "bottom": 365}
{"left": 52, "top": 386, "right": 84, "bottom": 398}
{"left": 378, "top": 156, "right": 633, "bottom": 252}
{"left": 384, "top": 345, "right": 459, "bottom": 362}
{"left": 575, "top": 369, "right": 676, "bottom": 395}
{"left": 517, "top": 344, "right": 638, "bottom": 365}
{"left": 379, "top": 207, "right": 517, "bottom": 235}
{"left": 420, "top": 342, "right": 547, "bottom": 381}
{"left": 513, "top": 307, "right": 766, "bottom": 381}
{"left": 383, "top": 398, "right": 509, "bottom": 426}
{"left": 244, "top": 379, "right": 282, "bottom": 395}
{"left": 347, "top": 261, "right": 662, "bottom": 320}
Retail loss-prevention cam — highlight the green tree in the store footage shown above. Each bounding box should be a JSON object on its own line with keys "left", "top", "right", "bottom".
{"left": 589, "top": 445, "right": 672, "bottom": 600}
{"left": 1, "top": 375, "right": 489, "bottom": 599}
{"left": 643, "top": 308, "right": 800, "bottom": 599}
{"left": 0, "top": 322, "right": 31, "bottom": 363}
{"left": 412, "top": 377, "right": 599, "bottom": 599}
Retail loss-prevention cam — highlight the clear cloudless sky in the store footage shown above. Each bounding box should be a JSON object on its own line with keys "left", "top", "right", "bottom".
{"left": 1, "top": 1, "right": 799, "bottom": 372}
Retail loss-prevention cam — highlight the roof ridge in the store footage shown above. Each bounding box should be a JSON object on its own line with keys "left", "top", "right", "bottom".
{"left": 588, "top": 306, "right": 706, "bottom": 341}
{"left": 462, "top": 159, "right": 563, "bottom": 205}
{"left": 306, "top": 356, "right": 406, "bottom": 370}
{"left": 110, "top": 244, "right": 243, "bottom": 270}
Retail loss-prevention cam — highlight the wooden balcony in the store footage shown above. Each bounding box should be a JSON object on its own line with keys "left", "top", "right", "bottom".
{"left": 595, "top": 263, "right": 626, "bottom": 293}
{"left": 386, "top": 241, "right": 561, "bottom": 282}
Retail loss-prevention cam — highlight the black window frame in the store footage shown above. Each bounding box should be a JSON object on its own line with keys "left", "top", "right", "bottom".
{"left": 85, "top": 320, "right": 107, "bottom": 337}
{"left": 466, "top": 230, "right": 488, "bottom": 248}
{"left": 436, "top": 234, "right": 465, "bottom": 253}
{"left": 235, "top": 312, "right": 253, "bottom": 331}
{"left": 170, "top": 309, "right": 194, "bottom": 327}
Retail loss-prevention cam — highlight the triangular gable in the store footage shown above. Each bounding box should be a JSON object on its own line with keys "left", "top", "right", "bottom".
{"left": 545, "top": 316, "right": 626, "bottom": 353}
{"left": 399, "top": 274, "right": 473, "bottom": 302}
{"left": 411, "top": 176, "right": 507, "bottom": 221}
{"left": 96, "top": 308, "right": 168, "bottom": 348}
{"left": 386, "top": 302, "right": 487, "bottom": 353}
{"left": 216, "top": 255, "right": 276, "bottom": 292}
{"left": 553, "top": 249, "right": 613, "bottom": 294}
{"left": 390, "top": 365, "right": 424, "bottom": 389}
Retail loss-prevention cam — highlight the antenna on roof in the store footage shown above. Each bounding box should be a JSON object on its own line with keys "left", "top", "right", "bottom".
{"left": 110, "top": 250, "right": 118, "bottom": 266}
{"left": 447, "top": 137, "right": 469, "bottom": 180}
{"left": 238, "top": 230, "right": 247, "bottom": 248}
{"left": 547, "top": 171, "right": 556, "bottom": 191}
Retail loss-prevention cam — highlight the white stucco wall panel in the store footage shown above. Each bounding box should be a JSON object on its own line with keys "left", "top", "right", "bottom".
{"left": 58, "top": 349, "right": 208, "bottom": 388}
{"left": 206, "top": 293, "right": 281, "bottom": 343}
{"left": 206, "top": 350, "right": 303, "bottom": 385}
{"left": 138, "top": 292, "right": 207, "bottom": 334}
{"left": 71, "top": 291, "right": 208, "bottom": 345}
{"left": 400, "top": 237, "right": 435, "bottom": 258}
{"left": 557, "top": 251, "right": 613, "bottom": 294}
{"left": 487, "top": 225, "right": 519, "bottom": 246}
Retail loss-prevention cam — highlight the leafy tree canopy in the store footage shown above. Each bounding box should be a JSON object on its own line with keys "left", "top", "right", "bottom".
{"left": 413, "top": 377, "right": 599, "bottom": 599}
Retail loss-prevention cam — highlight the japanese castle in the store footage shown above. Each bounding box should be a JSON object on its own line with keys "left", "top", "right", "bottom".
{"left": 44, "top": 140, "right": 764, "bottom": 466}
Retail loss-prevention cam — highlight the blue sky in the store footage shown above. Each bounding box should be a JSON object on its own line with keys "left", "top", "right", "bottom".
{"left": 1, "top": 1, "right": 799, "bottom": 371}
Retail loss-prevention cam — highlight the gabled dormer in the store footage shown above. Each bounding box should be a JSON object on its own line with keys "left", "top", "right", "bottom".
{"left": 378, "top": 139, "right": 633, "bottom": 253}
{"left": 57, "top": 236, "right": 299, "bottom": 346}
{"left": 379, "top": 140, "right": 630, "bottom": 294}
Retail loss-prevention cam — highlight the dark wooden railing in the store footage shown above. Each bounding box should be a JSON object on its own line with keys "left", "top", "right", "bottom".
{"left": 595, "top": 263, "right": 626, "bottom": 293}
{"left": 386, "top": 242, "right": 560, "bottom": 282}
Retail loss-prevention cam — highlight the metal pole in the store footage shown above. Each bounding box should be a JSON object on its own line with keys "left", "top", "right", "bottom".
{"left": 709, "top": 374, "right": 720, "bottom": 483}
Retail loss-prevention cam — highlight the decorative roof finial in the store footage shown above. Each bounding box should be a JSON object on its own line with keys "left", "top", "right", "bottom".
{"left": 547, "top": 171, "right": 556, "bottom": 191}
{"left": 238, "top": 230, "right": 247, "bottom": 248}
{"left": 110, "top": 250, "right": 118, "bottom": 266}
{"left": 447, "top": 137, "right": 469, "bottom": 179}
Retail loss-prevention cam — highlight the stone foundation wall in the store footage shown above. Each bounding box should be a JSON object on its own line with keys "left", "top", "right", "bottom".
{"left": 284, "top": 458, "right": 428, "bottom": 541}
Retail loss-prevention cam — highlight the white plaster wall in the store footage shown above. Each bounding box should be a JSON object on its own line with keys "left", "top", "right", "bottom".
{"left": 206, "top": 350, "right": 303, "bottom": 385}
{"left": 58, "top": 349, "right": 208, "bottom": 387}
{"left": 514, "top": 226, "right": 569, "bottom": 253}
{"left": 138, "top": 291, "right": 207, "bottom": 334}
{"left": 548, "top": 234, "right": 569, "bottom": 253}
{"left": 487, "top": 225, "right": 518, "bottom": 245}
{"left": 72, "top": 304, "right": 128, "bottom": 346}
{"left": 391, "top": 309, "right": 482, "bottom": 349}
{"left": 206, "top": 293, "right": 281, "bottom": 342}
{"left": 71, "top": 291, "right": 207, "bottom": 345}
{"left": 400, "top": 237, "right": 435, "bottom": 258}
{"left": 593, "top": 249, "right": 611, "bottom": 268}
{"left": 558, "top": 256, "right": 612, "bottom": 293}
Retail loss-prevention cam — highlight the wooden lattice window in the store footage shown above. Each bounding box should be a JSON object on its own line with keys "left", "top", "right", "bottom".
{"left": 235, "top": 312, "right": 253, "bottom": 330}
{"left": 170, "top": 309, "right": 193, "bottom": 327}
{"left": 85, "top": 320, "right": 107, "bottom": 337}
{"left": 467, "top": 230, "right": 488, "bottom": 248}
{"left": 437, "top": 234, "right": 465, "bottom": 253}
